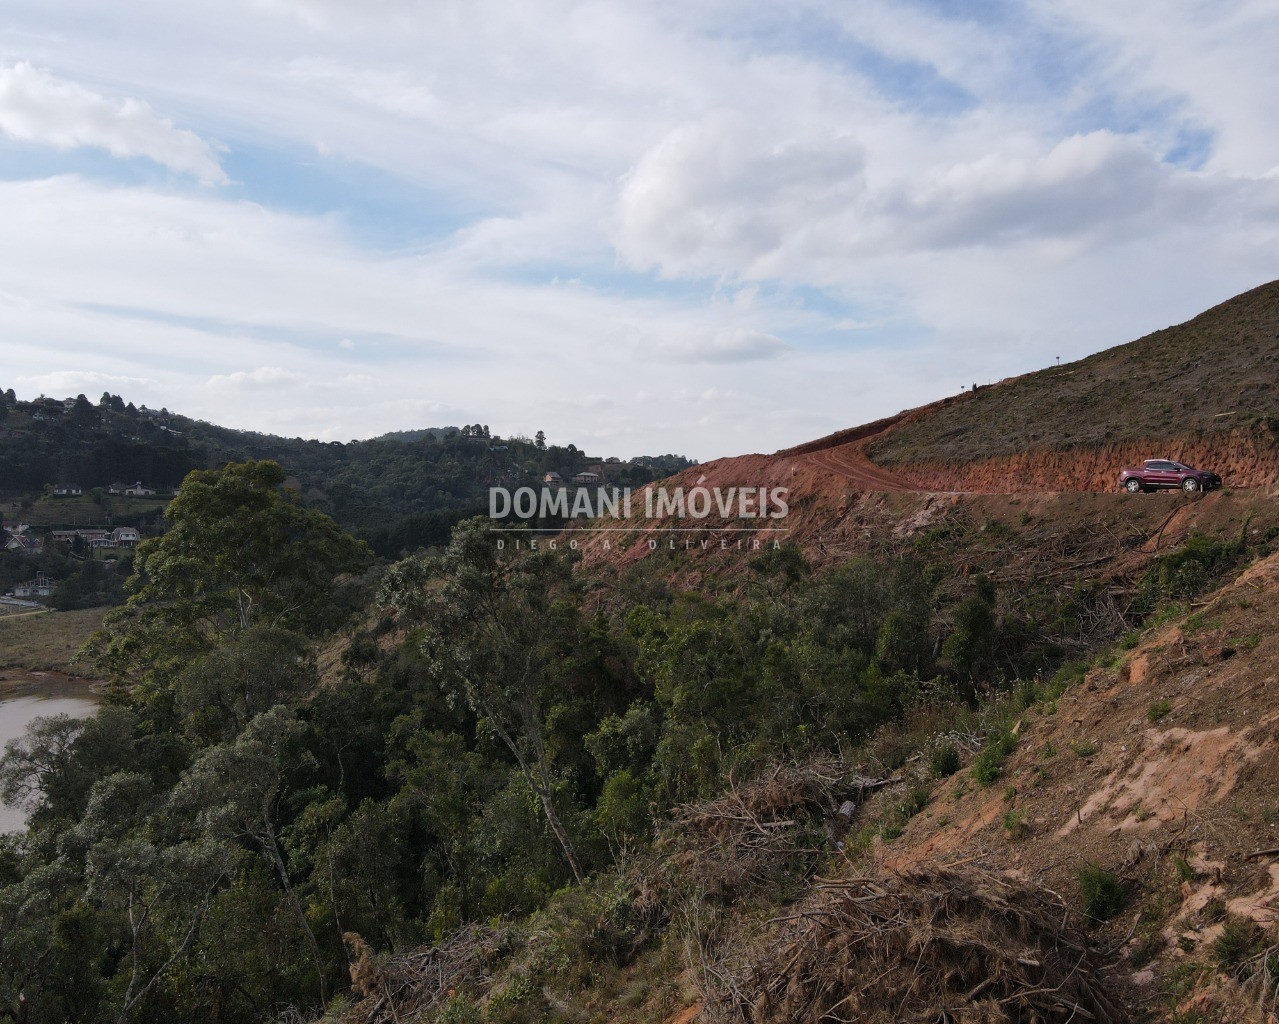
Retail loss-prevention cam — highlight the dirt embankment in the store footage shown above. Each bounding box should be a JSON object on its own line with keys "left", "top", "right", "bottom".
{"left": 868, "top": 547, "right": 1279, "bottom": 1020}
{"left": 884, "top": 426, "right": 1279, "bottom": 494}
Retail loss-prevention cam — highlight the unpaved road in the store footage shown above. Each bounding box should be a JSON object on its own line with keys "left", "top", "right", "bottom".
{"left": 802, "top": 438, "right": 917, "bottom": 491}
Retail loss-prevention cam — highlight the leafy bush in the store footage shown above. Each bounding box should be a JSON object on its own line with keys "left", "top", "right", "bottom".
{"left": 1147, "top": 700, "right": 1172, "bottom": 722}
{"left": 929, "top": 742, "right": 961, "bottom": 778}
{"left": 971, "top": 729, "right": 1017, "bottom": 786}
{"left": 1077, "top": 866, "right": 1125, "bottom": 922}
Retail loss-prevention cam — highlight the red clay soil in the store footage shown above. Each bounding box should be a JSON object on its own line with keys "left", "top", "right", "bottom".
{"left": 655, "top": 406, "right": 1279, "bottom": 511}
{"left": 890, "top": 426, "right": 1279, "bottom": 494}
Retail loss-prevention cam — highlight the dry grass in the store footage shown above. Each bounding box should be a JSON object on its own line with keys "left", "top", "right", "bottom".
{"left": 870, "top": 279, "right": 1279, "bottom": 464}
{"left": 660, "top": 759, "right": 899, "bottom": 900}
{"left": 340, "top": 926, "right": 510, "bottom": 1023}
{"left": 704, "top": 865, "right": 1125, "bottom": 1024}
{"left": 0, "top": 607, "right": 107, "bottom": 672}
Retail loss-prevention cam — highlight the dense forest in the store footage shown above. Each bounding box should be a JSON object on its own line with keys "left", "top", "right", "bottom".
{"left": 0, "top": 390, "right": 694, "bottom": 557}
{"left": 1, "top": 458, "right": 1258, "bottom": 1023}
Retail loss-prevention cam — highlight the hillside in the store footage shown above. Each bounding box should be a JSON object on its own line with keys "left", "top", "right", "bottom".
{"left": 329, "top": 485, "right": 1279, "bottom": 1024}
{"left": 6, "top": 288, "right": 1279, "bottom": 1024}
{"left": 566, "top": 279, "right": 1279, "bottom": 561}
{"left": 0, "top": 392, "right": 693, "bottom": 555}
{"left": 863, "top": 278, "right": 1279, "bottom": 489}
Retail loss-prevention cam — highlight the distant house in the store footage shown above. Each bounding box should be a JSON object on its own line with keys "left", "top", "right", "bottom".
{"left": 14, "top": 572, "right": 54, "bottom": 598}
{"left": 51, "top": 530, "right": 79, "bottom": 544}
{"left": 572, "top": 471, "right": 602, "bottom": 486}
{"left": 3, "top": 526, "right": 41, "bottom": 552}
{"left": 3, "top": 531, "right": 42, "bottom": 554}
{"left": 112, "top": 480, "right": 156, "bottom": 497}
{"left": 52, "top": 483, "right": 83, "bottom": 496}
{"left": 543, "top": 471, "right": 563, "bottom": 484}
{"left": 111, "top": 527, "right": 140, "bottom": 547}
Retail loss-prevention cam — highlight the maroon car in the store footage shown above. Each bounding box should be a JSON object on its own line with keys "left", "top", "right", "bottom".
{"left": 1120, "top": 459, "right": 1222, "bottom": 494}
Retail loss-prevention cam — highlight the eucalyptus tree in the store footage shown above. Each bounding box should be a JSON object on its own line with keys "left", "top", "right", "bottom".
{"left": 379, "top": 518, "right": 587, "bottom": 883}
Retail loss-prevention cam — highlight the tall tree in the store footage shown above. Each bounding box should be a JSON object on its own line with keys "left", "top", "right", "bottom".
{"left": 171, "top": 706, "right": 329, "bottom": 1002}
{"left": 379, "top": 518, "right": 586, "bottom": 883}
{"left": 90, "top": 460, "right": 367, "bottom": 694}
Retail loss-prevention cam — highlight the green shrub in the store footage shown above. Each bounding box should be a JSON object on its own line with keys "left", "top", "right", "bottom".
{"left": 1002, "top": 810, "right": 1029, "bottom": 840}
{"left": 436, "top": 995, "right": 484, "bottom": 1024}
{"left": 1211, "top": 916, "right": 1267, "bottom": 973}
{"left": 1148, "top": 700, "right": 1173, "bottom": 722}
{"left": 971, "top": 729, "right": 1017, "bottom": 786}
{"left": 898, "top": 785, "right": 931, "bottom": 819}
{"left": 929, "top": 742, "right": 961, "bottom": 778}
{"left": 1172, "top": 854, "right": 1197, "bottom": 883}
{"left": 1078, "top": 865, "right": 1125, "bottom": 922}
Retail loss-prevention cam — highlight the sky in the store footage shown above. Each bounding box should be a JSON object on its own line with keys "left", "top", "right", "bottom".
{"left": 2, "top": 0, "right": 1278, "bottom": 460}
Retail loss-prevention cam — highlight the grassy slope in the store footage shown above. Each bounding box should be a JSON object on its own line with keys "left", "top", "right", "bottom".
{"left": 9, "top": 493, "right": 169, "bottom": 527}
{"left": 0, "top": 607, "right": 107, "bottom": 673}
{"left": 869, "top": 279, "right": 1279, "bottom": 464}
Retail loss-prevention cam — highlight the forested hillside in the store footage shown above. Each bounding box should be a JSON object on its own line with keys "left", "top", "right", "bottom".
{"left": 0, "top": 390, "right": 693, "bottom": 555}
{"left": 4, "top": 460, "right": 1276, "bottom": 1023}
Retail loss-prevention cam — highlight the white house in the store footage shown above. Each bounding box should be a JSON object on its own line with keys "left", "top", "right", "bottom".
{"left": 111, "top": 527, "right": 140, "bottom": 547}
{"left": 112, "top": 481, "right": 156, "bottom": 497}
{"left": 572, "top": 471, "right": 602, "bottom": 485}
{"left": 52, "top": 483, "right": 83, "bottom": 496}
{"left": 14, "top": 572, "right": 54, "bottom": 598}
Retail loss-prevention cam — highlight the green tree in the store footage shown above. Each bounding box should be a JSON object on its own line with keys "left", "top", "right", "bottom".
{"left": 172, "top": 706, "right": 330, "bottom": 1002}
{"left": 90, "top": 460, "right": 367, "bottom": 698}
{"left": 379, "top": 518, "right": 587, "bottom": 882}
{"left": 174, "top": 626, "right": 316, "bottom": 744}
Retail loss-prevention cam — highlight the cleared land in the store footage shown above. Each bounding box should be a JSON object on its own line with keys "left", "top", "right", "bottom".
{"left": 0, "top": 606, "right": 108, "bottom": 673}
{"left": 868, "top": 279, "right": 1279, "bottom": 465}
{"left": 5, "top": 493, "right": 168, "bottom": 527}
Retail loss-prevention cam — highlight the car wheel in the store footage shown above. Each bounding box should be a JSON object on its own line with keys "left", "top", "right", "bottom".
{"left": 1125, "top": 478, "right": 1143, "bottom": 493}
{"left": 1182, "top": 478, "right": 1201, "bottom": 493}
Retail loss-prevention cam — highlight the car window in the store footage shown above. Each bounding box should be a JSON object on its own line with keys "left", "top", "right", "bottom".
{"left": 1146, "top": 461, "right": 1172, "bottom": 470}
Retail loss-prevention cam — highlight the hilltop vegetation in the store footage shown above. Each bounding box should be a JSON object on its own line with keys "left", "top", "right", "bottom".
{"left": 869, "top": 278, "right": 1279, "bottom": 465}
{"left": 0, "top": 390, "right": 693, "bottom": 556}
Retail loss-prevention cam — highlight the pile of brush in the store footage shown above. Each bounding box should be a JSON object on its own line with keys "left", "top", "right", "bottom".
{"left": 661, "top": 759, "right": 898, "bottom": 898}
{"left": 341, "top": 925, "right": 509, "bottom": 1023}
{"left": 705, "top": 865, "right": 1124, "bottom": 1023}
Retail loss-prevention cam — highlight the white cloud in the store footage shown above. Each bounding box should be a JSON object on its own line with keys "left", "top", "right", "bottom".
{"left": 16, "top": 370, "right": 160, "bottom": 395}
{"left": 1036, "top": 0, "right": 1279, "bottom": 176}
{"left": 651, "top": 328, "right": 793, "bottom": 364}
{"left": 206, "top": 366, "right": 306, "bottom": 390}
{"left": 0, "top": 62, "right": 227, "bottom": 184}
{"left": 618, "top": 114, "right": 867, "bottom": 279}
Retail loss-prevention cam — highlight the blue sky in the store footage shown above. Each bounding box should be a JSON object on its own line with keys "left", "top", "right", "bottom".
{"left": 2, "top": 0, "right": 1278, "bottom": 459}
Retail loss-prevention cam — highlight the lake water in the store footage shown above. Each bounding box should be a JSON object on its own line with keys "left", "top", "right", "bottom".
{"left": 0, "top": 674, "right": 100, "bottom": 833}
